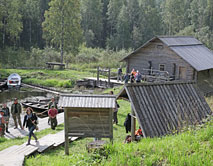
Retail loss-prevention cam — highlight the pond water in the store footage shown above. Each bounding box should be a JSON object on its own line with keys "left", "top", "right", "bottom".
{"left": 0, "top": 88, "right": 54, "bottom": 128}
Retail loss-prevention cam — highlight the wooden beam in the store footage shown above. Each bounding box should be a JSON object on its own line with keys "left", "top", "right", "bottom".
{"left": 109, "top": 108, "right": 113, "bottom": 143}
{"left": 131, "top": 105, "right": 136, "bottom": 141}
{"left": 64, "top": 109, "right": 69, "bottom": 155}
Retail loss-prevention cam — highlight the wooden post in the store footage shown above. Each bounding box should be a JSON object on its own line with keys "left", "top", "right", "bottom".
{"left": 108, "top": 68, "right": 111, "bottom": 87}
{"left": 131, "top": 105, "right": 136, "bottom": 141}
{"left": 97, "top": 66, "right": 100, "bottom": 86}
{"left": 64, "top": 108, "right": 69, "bottom": 155}
{"left": 109, "top": 108, "right": 113, "bottom": 144}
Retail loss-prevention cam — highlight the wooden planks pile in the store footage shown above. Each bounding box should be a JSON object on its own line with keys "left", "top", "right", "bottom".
{"left": 0, "top": 130, "right": 78, "bottom": 166}
{"left": 4, "top": 113, "right": 64, "bottom": 139}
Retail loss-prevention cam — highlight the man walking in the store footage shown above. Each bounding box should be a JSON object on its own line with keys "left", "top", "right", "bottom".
{"left": 48, "top": 105, "right": 58, "bottom": 130}
{"left": 11, "top": 98, "right": 23, "bottom": 129}
{"left": 2, "top": 103, "right": 10, "bottom": 133}
{"left": 48, "top": 97, "right": 58, "bottom": 125}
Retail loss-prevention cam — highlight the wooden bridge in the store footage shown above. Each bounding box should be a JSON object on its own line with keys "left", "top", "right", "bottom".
{"left": 77, "top": 77, "right": 124, "bottom": 88}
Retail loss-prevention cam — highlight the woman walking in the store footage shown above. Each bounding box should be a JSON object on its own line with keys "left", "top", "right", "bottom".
{"left": 23, "top": 107, "right": 38, "bottom": 145}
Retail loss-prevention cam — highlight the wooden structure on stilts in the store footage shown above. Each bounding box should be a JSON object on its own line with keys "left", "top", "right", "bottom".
{"left": 58, "top": 94, "right": 116, "bottom": 155}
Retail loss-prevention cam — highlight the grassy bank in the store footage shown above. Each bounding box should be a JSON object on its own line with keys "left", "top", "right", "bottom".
{"left": 24, "top": 98, "right": 213, "bottom": 166}
{"left": 0, "top": 69, "right": 95, "bottom": 89}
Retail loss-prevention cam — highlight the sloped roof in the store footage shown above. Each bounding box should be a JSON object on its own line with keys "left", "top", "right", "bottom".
{"left": 117, "top": 81, "right": 212, "bottom": 137}
{"left": 122, "top": 36, "right": 213, "bottom": 71}
{"left": 58, "top": 94, "right": 116, "bottom": 108}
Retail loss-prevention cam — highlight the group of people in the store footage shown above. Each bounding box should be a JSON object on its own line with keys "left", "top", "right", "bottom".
{"left": 124, "top": 127, "right": 143, "bottom": 143}
{"left": 117, "top": 68, "right": 142, "bottom": 84}
{"left": 0, "top": 97, "right": 59, "bottom": 146}
{"left": 0, "top": 98, "right": 23, "bottom": 136}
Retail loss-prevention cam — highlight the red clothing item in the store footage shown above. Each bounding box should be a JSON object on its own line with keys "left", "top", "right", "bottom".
{"left": 135, "top": 128, "right": 143, "bottom": 136}
{"left": 48, "top": 108, "right": 58, "bottom": 118}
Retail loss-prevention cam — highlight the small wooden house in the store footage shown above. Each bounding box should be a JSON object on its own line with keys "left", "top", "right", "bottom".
{"left": 121, "top": 36, "right": 213, "bottom": 93}
{"left": 58, "top": 94, "right": 116, "bottom": 155}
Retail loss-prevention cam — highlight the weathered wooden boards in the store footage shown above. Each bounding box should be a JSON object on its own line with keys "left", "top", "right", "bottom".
{"left": 77, "top": 77, "right": 123, "bottom": 88}
{"left": 0, "top": 145, "right": 37, "bottom": 166}
{"left": 58, "top": 94, "right": 115, "bottom": 155}
{"left": 4, "top": 113, "right": 64, "bottom": 139}
{"left": 86, "top": 77, "right": 124, "bottom": 85}
{"left": 0, "top": 130, "right": 78, "bottom": 166}
{"left": 22, "top": 83, "right": 61, "bottom": 95}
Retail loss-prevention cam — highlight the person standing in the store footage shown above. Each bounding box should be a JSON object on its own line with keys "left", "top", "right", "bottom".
{"left": 117, "top": 67, "right": 123, "bottom": 82}
{"left": 110, "top": 91, "right": 119, "bottom": 125}
{"left": 135, "top": 70, "right": 142, "bottom": 83}
{"left": 0, "top": 110, "right": 5, "bottom": 137}
{"left": 48, "top": 97, "right": 58, "bottom": 125}
{"left": 11, "top": 98, "right": 23, "bottom": 129}
{"left": 2, "top": 103, "right": 10, "bottom": 133}
{"left": 23, "top": 107, "right": 38, "bottom": 145}
{"left": 48, "top": 105, "right": 58, "bottom": 130}
{"left": 48, "top": 97, "right": 58, "bottom": 109}
{"left": 124, "top": 73, "right": 130, "bottom": 84}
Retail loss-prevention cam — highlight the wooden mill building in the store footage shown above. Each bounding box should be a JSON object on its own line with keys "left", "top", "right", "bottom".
{"left": 117, "top": 82, "right": 212, "bottom": 138}
{"left": 121, "top": 36, "right": 213, "bottom": 94}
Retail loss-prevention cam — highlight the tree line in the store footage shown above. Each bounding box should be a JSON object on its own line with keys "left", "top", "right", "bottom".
{"left": 0, "top": 0, "right": 213, "bottom": 66}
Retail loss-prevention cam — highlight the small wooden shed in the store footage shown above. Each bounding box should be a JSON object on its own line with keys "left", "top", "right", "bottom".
{"left": 117, "top": 81, "right": 212, "bottom": 138}
{"left": 58, "top": 94, "right": 116, "bottom": 155}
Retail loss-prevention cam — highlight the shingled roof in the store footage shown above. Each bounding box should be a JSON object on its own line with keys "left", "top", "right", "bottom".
{"left": 58, "top": 94, "right": 116, "bottom": 108}
{"left": 117, "top": 81, "right": 212, "bottom": 137}
{"left": 122, "top": 36, "right": 213, "bottom": 71}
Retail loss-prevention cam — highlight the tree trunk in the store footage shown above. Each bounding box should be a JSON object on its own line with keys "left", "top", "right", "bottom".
{"left": 29, "top": 20, "right": 32, "bottom": 44}
{"left": 2, "top": 18, "right": 6, "bottom": 49}
{"left": 60, "top": 0, "right": 64, "bottom": 65}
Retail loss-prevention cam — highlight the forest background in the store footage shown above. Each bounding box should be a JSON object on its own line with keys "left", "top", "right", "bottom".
{"left": 0, "top": 0, "right": 213, "bottom": 69}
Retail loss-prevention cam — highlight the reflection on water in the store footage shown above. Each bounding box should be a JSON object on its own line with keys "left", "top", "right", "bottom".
{"left": 0, "top": 89, "right": 47, "bottom": 104}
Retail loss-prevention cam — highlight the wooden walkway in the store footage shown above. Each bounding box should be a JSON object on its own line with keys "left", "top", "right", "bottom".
{"left": 86, "top": 77, "right": 124, "bottom": 85}
{"left": 0, "top": 130, "right": 78, "bottom": 166}
{"left": 4, "top": 112, "right": 64, "bottom": 139}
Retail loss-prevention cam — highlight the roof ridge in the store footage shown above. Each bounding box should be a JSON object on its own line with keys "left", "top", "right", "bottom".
{"left": 125, "top": 81, "right": 196, "bottom": 87}
{"left": 157, "top": 35, "right": 195, "bottom": 38}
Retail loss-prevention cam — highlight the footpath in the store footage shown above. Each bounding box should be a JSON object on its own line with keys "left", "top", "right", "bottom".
{"left": 0, "top": 113, "right": 78, "bottom": 166}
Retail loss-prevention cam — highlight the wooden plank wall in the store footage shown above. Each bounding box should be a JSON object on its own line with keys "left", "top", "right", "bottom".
{"left": 66, "top": 108, "right": 113, "bottom": 138}
{"left": 126, "top": 39, "right": 195, "bottom": 80}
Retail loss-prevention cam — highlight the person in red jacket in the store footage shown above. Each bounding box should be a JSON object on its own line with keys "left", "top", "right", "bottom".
{"left": 48, "top": 105, "right": 58, "bottom": 130}
{"left": 135, "top": 127, "right": 143, "bottom": 141}
{"left": 0, "top": 110, "right": 5, "bottom": 137}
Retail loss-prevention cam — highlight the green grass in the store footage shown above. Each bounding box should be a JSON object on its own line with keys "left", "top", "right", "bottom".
{"left": 0, "top": 124, "right": 64, "bottom": 151}
{"left": 0, "top": 69, "right": 95, "bottom": 88}
{"left": 24, "top": 98, "right": 213, "bottom": 166}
